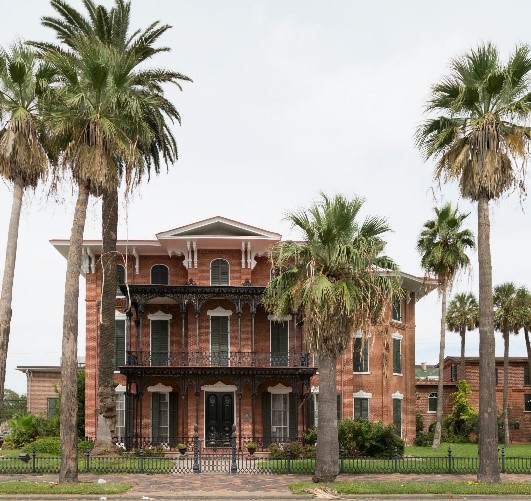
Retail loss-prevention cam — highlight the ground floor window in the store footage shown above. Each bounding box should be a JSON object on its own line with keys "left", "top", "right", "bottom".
{"left": 152, "top": 392, "right": 169, "bottom": 445}
{"left": 116, "top": 393, "right": 125, "bottom": 441}
{"left": 271, "top": 393, "right": 289, "bottom": 441}
{"left": 525, "top": 394, "right": 531, "bottom": 412}
{"left": 47, "top": 397, "right": 59, "bottom": 418}
{"left": 353, "top": 397, "right": 369, "bottom": 419}
{"left": 428, "top": 392, "right": 437, "bottom": 413}
{"left": 393, "top": 398, "right": 402, "bottom": 435}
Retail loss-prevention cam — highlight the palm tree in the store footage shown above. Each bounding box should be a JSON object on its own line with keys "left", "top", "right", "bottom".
{"left": 415, "top": 43, "right": 531, "bottom": 482}
{"left": 417, "top": 202, "right": 474, "bottom": 449}
{"left": 264, "top": 193, "right": 401, "bottom": 483}
{"left": 513, "top": 287, "right": 531, "bottom": 393}
{"left": 36, "top": 0, "right": 190, "bottom": 459}
{"left": 446, "top": 292, "right": 479, "bottom": 380}
{"left": 493, "top": 282, "right": 522, "bottom": 447}
{"left": 0, "top": 43, "right": 49, "bottom": 418}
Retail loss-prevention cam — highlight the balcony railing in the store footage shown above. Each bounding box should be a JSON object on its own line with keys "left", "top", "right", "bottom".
{"left": 125, "top": 351, "right": 312, "bottom": 368}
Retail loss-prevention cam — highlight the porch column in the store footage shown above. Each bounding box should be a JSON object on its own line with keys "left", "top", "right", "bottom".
{"left": 237, "top": 298, "right": 242, "bottom": 353}
{"left": 250, "top": 301, "right": 256, "bottom": 354}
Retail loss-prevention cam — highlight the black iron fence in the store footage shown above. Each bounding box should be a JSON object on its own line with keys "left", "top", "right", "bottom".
{"left": 2, "top": 439, "right": 531, "bottom": 475}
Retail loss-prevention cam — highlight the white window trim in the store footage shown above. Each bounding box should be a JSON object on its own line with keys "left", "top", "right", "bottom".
{"left": 268, "top": 383, "right": 292, "bottom": 394}
{"left": 392, "top": 391, "right": 404, "bottom": 400}
{"left": 207, "top": 306, "right": 233, "bottom": 317}
{"left": 147, "top": 383, "right": 173, "bottom": 393}
{"left": 210, "top": 258, "right": 230, "bottom": 286}
{"left": 150, "top": 264, "right": 169, "bottom": 285}
{"left": 392, "top": 333, "right": 403, "bottom": 376}
{"left": 427, "top": 392, "right": 437, "bottom": 413}
{"left": 353, "top": 333, "right": 370, "bottom": 374}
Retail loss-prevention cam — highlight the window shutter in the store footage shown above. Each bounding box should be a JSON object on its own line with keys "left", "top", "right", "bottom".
{"left": 151, "top": 393, "right": 160, "bottom": 445}
{"left": 289, "top": 392, "right": 297, "bottom": 440}
{"left": 393, "top": 399, "right": 402, "bottom": 434}
{"left": 169, "top": 393, "right": 178, "bottom": 447}
{"left": 115, "top": 320, "right": 126, "bottom": 370}
{"left": 151, "top": 265, "right": 168, "bottom": 285}
{"left": 211, "top": 259, "right": 229, "bottom": 285}
{"left": 262, "top": 393, "right": 271, "bottom": 446}
{"left": 525, "top": 367, "right": 530, "bottom": 386}
{"left": 271, "top": 321, "right": 288, "bottom": 366}
{"left": 305, "top": 394, "right": 315, "bottom": 429}
{"left": 337, "top": 394, "right": 342, "bottom": 421}
{"left": 125, "top": 394, "right": 134, "bottom": 450}
{"left": 211, "top": 316, "right": 229, "bottom": 365}
{"left": 117, "top": 265, "right": 125, "bottom": 295}
{"left": 151, "top": 320, "right": 169, "bottom": 365}
{"left": 393, "top": 339, "right": 401, "bottom": 374}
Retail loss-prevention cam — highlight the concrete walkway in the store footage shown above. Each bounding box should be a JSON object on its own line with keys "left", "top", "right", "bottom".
{"left": 1, "top": 472, "right": 531, "bottom": 498}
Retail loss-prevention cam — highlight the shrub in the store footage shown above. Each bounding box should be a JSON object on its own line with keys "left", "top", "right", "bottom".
{"left": 4, "top": 414, "right": 39, "bottom": 448}
{"left": 416, "top": 413, "right": 424, "bottom": 433}
{"left": 338, "top": 418, "right": 404, "bottom": 458}
{"left": 413, "top": 431, "right": 434, "bottom": 446}
{"left": 303, "top": 427, "right": 317, "bottom": 445}
{"left": 268, "top": 442, "right": 315, "bottom": 459}
{"left": 23, "top": 437, "right": 61, "bottom": 455}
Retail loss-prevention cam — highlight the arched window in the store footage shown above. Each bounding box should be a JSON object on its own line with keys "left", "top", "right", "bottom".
{"left": 428, "top": 392, "right": 437, "bottom": 413}
{"left": 117, "top": 264, "right": 125, "bottom": 296}
{"left": 151, "top": 265, "right": 169, "bottom": 285}
{"left": 211, "top": 259, "right": 229, "bottom": 285}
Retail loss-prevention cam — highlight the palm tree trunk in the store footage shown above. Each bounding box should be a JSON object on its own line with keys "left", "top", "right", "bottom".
{"left": 0, "top": 179, "right": 24, "bottom": 417}
{"left": 94, "top": 187, "right": 118, "bottom": 453}
{"left": 59, "top": 181, "right": 90, "bottom": 483}
{"left": 503, "top": 330, "right": 510, "bottom": 446}
{"left": 312, "top": 353, "right": 339, "bottom": 483}
{"left": 432, "top": 281, "right": 447, "bottom": 449}
{"left": 460, "top": 328, "right": 466, "bottom": 381}
{"left": 476, "top": 195, "right": 500, "bottom": 483}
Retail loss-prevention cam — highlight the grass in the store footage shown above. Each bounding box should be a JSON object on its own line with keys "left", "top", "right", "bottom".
{"left": 290, "top": 481, "right": 531, "bottom": 496}
{"left": 0, "top": 481, "right": 131, "bottom": 495}
{"left": 406, "top": 442, "right": 531, "bottom": 457}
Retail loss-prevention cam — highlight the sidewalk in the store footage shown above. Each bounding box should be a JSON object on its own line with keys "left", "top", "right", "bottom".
{"left": 1, "top": 472, "right": 531, "bottom": 498}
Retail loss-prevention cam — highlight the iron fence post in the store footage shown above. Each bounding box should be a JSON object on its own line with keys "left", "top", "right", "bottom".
{"left": 32, "top": 446, "right": 36, "bottom": 475}
{"left": 287, "top": 449, "right": 292, "bottom": 474}
{"left": 231, "top": 424, "right": 237, "bottom": 474}
{"left": 84, "top": 448, "right": 91, "bottom": 473}
{"left": 339, "top": 447, "right": 344, "bottom": 474}
{"left": 447, "top": 447, "right": 452, "bottom": 474}
{"left": 193, "top": 424, "right": 200, "bottom": 474}
{"left": 394, "top": 447, "right": 399, "bottom": 473}
{"left": 139, "top": 448, "right": 144, "bottom": 474}
{"left": 501, "top": 446, "right": 506, "bottom": 474}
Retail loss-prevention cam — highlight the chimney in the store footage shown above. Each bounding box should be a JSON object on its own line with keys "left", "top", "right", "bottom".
{"left": 421, "top": 362, "right": 427, "bottom": 371}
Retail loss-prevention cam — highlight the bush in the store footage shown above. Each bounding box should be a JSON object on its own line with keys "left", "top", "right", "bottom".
{"left": 22, "top": 437, "right": 95, "bottom": 456}
{"left": 416, "top": 413, "right": 424, "bottom": 433}
{"left": 303, "top": 427, "right": 317, "bottom": 445}
{"left": 3, "top": 414, "right": 39, "bottom": 448}
{"left": 338, "top": 418, "right": 404, "bottom": 458}
{"left": 413, "top": 431, "right": 434, "bottom": 446}
{"left": 268, "top": 442, "right": 315, "bottom": 459}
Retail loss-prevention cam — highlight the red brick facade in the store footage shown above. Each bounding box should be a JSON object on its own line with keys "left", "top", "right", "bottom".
{"left": 16, "top": 367, "right": 62, "bottom": 417}
{"left": 416, "top": 357, "right": 531, "bottom": 443}
{"left": 53, "top": 217, "right": 435, "bottom": 447}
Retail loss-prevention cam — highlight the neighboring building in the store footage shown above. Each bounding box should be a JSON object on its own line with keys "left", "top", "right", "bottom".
{"left": 416, "top": 356, "right": 531, "bottom": 443}
{"left": 17, "top": 359, "right": 85, "bottom": 417}
{"left": 51, "top": 216, "right": 436, "bottom": 448}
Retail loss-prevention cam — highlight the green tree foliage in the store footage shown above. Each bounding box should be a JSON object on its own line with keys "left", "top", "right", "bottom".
{"left": 447, "top": 380, "right": 478, "bottom": 437}
{"left": 1, "top": 389, "right": 27, "bottom": 421}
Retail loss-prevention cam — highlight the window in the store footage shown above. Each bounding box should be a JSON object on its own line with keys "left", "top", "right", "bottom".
{"left": 392, "top": 299, "right": 402, "bottom": 322}
{"left": 353, "top": 336, "right": 369, "bottom": 373}
{"left": 392, "top": 337, "right": 402, "bottom": 374}
{"left": 211, "top": 316, "right": 229, "bottom": 366}
{"left": 450, "top": 364, "right": 458, "bottom": 382}
{"left": 116, "top": 393, "right": 125, "bottom": 441}
{"left": 354, "top": 397, "right": 369, "bottom": 419}
{"left": 47, "top": 397, "right": 59, "bottom": 418}
{"left": 151, "top": 320, "right": 169, "bottom": 366}
{"left": 393, "top": 398, "right": 402, "bottom": 436}
{"left": 270, "top": 321, "right": 289, "bottom": 366}
{"left": 525, "top": 394, "right": 531, "bottom": 412}
{"left": 151, "top": 265, "right": 168, "bottom": 285}
{"left": 115, "top": 319, "right": 126, "bottom": 370}
{"left": 151, "top": 392, "right": 169, "bottom": 445}
{"left": 211, "top": 259, "right": 229, "bottom": 285}
{"left": 117, "top": 265, "right": 125, "bottom": 296}
{"left": 428, "top": 392, "right": 437, "bottom": 412}
{"left": 306, "top": 393, "right": 342, "bottom": 428}
{"left": 525, "top": 366, "right": 530, "bottom": 386}
{"left": 271, "top": 393, "right": 289, "bottom": 441}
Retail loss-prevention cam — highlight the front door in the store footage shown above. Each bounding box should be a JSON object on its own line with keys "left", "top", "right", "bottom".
{"left": 205, "top": 392, "right": 234, "bottom": 447}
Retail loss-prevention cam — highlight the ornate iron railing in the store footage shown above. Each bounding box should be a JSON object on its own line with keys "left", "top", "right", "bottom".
{"left": 125, "top": 351, "right": 312, "bottom": 368}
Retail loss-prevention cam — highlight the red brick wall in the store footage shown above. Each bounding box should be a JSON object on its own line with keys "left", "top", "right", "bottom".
{"left": 26, "top": 371, "right": 62, "bottom": 416}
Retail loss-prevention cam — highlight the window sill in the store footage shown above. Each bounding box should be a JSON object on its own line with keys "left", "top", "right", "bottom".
{"left": 427, "top": 410, "right": 436, "bottom": 414}
{"left": 353, "top": 371, "right": 370, "bottom": 375}
{"left": 392, "top": 373, "right": 403, "bottom": 376}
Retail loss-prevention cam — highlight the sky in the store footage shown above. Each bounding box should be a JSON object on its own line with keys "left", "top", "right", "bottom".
{"left": 1, "top": 0, "right": 531, "bottom": 395}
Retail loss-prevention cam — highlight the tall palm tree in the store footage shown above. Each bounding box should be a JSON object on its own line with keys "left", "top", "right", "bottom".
{"left": 417, "top": 203, "right": 474, "bottom": 449}
{"left": 36, "top": 0, "right": 190, "bottom": 459}
{"left": 0, "top": 43, "right": 49, "bottom": 418}
{"left": 415, "top": 43, "right": 531, "bottom": 482}
{"left": 446, "top": 292, "right": 479, "bottom": 380}
{"left": 513, "top": 287, "right": 531, "bottom": 393}
{"left": 264, "top": 193, "right": 401, "bottom": 483}
{"left": 493, "top": 282, "right": 521, "bottom": 447}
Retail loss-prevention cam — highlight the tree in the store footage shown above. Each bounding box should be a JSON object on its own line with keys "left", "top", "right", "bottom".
{"left": 0, "top": 43, "right": 49, "bottom": 419}
{"left": 264, "top": 193, "right": 401, "bottom": 482}
{"left": 417, "top": 203, "right": 474, "bottom": 449}
{"left": 446, "top": 292, "right": 479, "bottom": 380}
{"left": 37, "top": 0, "right": 190, "bottom": 456}
{"left": 493, "top": 282, "right": 521, "bottom": 447}
{"left": 512, "top": 287, "right": 531, "bottom": 395}
{"left": 1, "top": 389, "right": 27, "bottom": 421}
{"left": 415, "top": 43, "right": 531, "bottom": 482}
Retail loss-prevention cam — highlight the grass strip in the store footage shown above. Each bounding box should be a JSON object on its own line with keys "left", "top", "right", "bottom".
{"left": 289, "top": 480, "right": 531, "bottom": 496}
{"left": 0, "top": 481, "right": 131, "bottom": 495}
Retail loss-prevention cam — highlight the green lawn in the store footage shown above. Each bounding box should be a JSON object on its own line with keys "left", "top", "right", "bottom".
{"left": 290, "top": 481, "right": 531, "bottom": 496}
{"left": 406, "top": 443, "right": 531, "bottom": 457}
{"left": 0, "top": 481, "right": 131, "bottom": 495}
